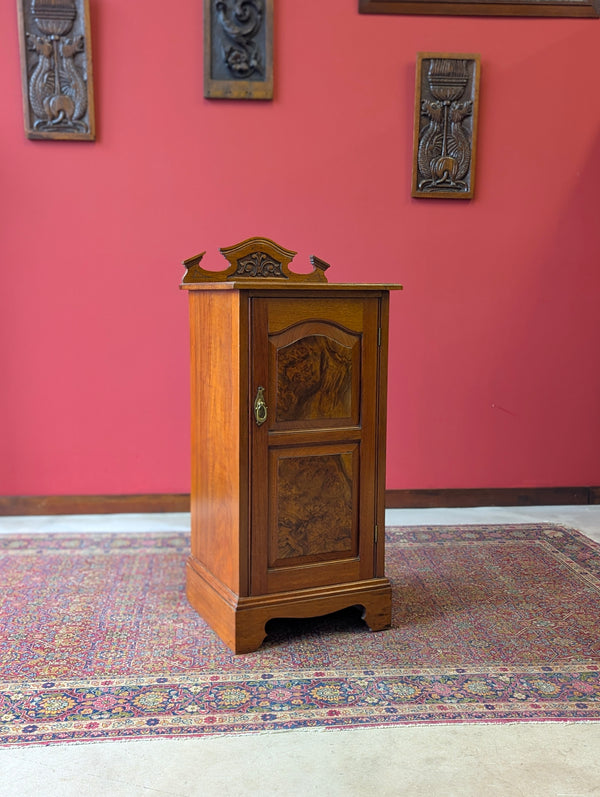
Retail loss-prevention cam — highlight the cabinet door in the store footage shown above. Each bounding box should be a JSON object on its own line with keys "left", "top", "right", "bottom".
{"left": 250, "top": 295, "right": 381, "bottom": 595}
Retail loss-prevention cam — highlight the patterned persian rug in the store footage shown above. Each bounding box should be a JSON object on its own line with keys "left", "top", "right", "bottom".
{"left": 1, "top": 524, "right": 599, "bottom": 747}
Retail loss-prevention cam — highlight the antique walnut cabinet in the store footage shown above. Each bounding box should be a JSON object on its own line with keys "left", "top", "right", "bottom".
{"left": 181, "top": 237, "right": 400, "bottom": 653}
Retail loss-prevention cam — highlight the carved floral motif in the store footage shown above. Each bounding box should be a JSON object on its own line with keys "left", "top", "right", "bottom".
{"left": 235, "top": 251, "right": 283, "bottom": 278}
{"left": 214, "top": 0, "right": 264, "bottom": 79}
{"left": 412, "top": 55, "right": 480, "bottom": 199}
{"left": 182, "top": 237, "right": 329, "bottom": 284}
{"left": 418, "top": 60, "right": 472, "bottom": 192}
{"left": 22, "top": 0, "right": 92, "bottom": 136}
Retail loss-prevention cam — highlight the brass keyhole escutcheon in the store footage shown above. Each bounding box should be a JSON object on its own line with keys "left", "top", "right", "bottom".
{"left": 254, "top": 386, "right": 268, "bottom": 426}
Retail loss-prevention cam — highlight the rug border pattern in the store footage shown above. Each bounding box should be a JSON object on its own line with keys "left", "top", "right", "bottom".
{"left": 2, "top": 523, "right": 600, "bottom": 747}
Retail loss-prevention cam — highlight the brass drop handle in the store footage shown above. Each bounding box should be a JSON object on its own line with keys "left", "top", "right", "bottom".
{"left": 254, "top": 386, "right": 268, "bottom": 427}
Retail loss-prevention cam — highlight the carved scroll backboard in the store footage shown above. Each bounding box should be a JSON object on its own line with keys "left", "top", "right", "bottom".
{"left": 412, "top": 53, "right": 480, "bottom": 200}
{"left": 182, "top": 237, "right": 330, "bottom": 284}
{"left": 204, "top": 0, "right": 273, "bottom": 100}
{"left": 17, "top": 0, "right": 95, "bottom": 141}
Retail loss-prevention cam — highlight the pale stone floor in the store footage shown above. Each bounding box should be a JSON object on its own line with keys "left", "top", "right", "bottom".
{"left": 1, "top": 507, "right": 600, "bottom": 797}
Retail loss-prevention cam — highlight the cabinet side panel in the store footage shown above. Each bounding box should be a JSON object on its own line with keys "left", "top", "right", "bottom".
{"left": 189, "top": 291, "right": 241, "bottom": 593}
{"left": 376, "top": 294, "right": 390, "bottom": 577}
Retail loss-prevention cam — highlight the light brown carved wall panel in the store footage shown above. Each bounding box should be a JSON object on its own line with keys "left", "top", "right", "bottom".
{"left": 17, "top": 0, "right": 95, "bottom": 140}
{"left": 412, "top": 53, "right": 480, "bottom": 199}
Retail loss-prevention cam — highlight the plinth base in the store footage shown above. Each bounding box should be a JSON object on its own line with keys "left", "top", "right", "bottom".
{"left": 186, "top": 556, "right": 392, "bottom": 654}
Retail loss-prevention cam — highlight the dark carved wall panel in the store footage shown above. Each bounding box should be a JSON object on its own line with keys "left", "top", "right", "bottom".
{"left": 17, "top": 0, "right": 95, "bottom": 140}
{"left": 204, "top": 0, "right": 273, "bottom": 100}
{"left": 412, "top": 53, "right": 480, "bottom": 199}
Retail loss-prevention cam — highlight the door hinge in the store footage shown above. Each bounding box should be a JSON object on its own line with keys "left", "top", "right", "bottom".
{"left": 374, "top": 524, "right": 379, "bottom": 544}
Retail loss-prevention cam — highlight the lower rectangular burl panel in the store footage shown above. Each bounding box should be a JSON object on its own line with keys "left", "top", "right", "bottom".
{"left": 186, "top": 556, "right": 392, "bottom": 654}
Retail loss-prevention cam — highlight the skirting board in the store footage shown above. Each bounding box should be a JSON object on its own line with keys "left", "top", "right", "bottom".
{"left": 0, "top": 494, "right": 190, "bottom": 516}
{"left": 386, "top": 487, "right": 598, "bottom": 509}
{"left": 1, "top": 488, "right": 599, "bottom": 516}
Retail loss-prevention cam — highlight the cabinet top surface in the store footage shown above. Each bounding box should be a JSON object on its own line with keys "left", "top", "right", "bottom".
{"left": 180, "top": 280, "right": 403, "bottom": 292}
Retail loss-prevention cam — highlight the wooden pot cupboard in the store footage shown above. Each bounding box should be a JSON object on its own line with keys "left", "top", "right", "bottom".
{"left": 181, "top": 237, "right": 401, "bottom": 653}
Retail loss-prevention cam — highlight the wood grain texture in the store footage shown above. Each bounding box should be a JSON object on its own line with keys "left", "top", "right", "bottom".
{"left": 275, "top": 334, "right": 354, "bottom": 422}
{"left": 188, "top": 289, "right": 247, "bottom": 595}
{"left": 359, "top": 0, "right": 600, "bottom": 17}
{"left": 184, "top": 275, "right": 396, "bottom": 652}
{"left": 273, "top": 450, "right": 356, "bottom": 563}
{"left": 251, "top": 294, "right": 382, "bottom": 598}
{"left": 386, "top": 486, "right": 593, "bottom": 508}
{"left": 374, "top": 292, "right": 390, "bottom": 578}
{"left": 187, "top": 559, "right": 392, "bottom": 654}
{"left": 2, "top": 486, "right": 595, "bottom": 516}
{"left": 0, "top": 494, "right": 190, "bottom": 516}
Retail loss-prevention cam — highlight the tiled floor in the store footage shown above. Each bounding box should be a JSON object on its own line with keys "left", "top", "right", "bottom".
{"left": 1, "top": 507, "right": 600, "bottom": 796}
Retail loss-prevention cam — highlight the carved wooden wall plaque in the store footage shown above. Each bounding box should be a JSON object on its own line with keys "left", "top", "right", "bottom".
{"left": 17, "top": 0, "right": 95, "bottom": 140}
{"left": 412, "top": 53, "right": 480, "bottom": 200}
{"left": 204, "top": 0, "right": 273, "bottom": 100}
{"left": 359, "top": 0, "right": 600, "bottom": 17}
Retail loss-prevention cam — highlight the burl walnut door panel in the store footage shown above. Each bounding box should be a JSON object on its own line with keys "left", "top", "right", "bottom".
{"left": 272, "top": 323, "right": 360, "bottom": 429}
{"left": 250, "top": 296, "right": 380, "bottom": 595}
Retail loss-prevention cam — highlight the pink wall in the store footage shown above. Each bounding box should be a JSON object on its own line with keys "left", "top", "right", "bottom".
{"left": 1, "top": 0, "right": 599, "bottom": 495}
